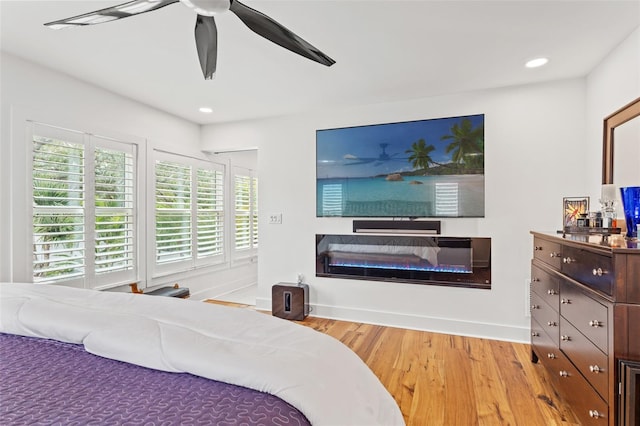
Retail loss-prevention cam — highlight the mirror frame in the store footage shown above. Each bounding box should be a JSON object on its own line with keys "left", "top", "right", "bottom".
{"left": 602, "top": 96, "right": 640, "bottom": 184}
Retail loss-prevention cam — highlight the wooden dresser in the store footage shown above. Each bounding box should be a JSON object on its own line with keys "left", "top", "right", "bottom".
{"left": 530, "top": 231, "right": 640, "bottom": 425}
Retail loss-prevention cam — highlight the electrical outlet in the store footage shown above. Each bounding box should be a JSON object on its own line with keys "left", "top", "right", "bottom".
{"left": 269, "top": 213, "right": 282, "bottom": 224}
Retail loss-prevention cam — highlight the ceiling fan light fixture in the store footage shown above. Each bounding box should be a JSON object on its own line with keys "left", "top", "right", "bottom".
{"left": 180, "top": 0, "right": 231, "bottom": 16}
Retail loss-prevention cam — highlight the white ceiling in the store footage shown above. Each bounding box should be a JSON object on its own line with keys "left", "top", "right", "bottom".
{"left": 1, "top": 1, "right": 639, "bottom": 125}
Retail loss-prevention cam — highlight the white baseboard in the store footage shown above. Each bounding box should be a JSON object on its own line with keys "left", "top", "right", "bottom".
{"left": 193, "top": 279, "right": 256, "bottom": 301}
{"left": 256, "top": 297, "right": 530, "bottom": 343}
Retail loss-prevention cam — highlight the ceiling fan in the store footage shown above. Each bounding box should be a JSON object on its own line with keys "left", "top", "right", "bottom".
{"left": 44, "top": 0, "right": 336, "bottom": 79}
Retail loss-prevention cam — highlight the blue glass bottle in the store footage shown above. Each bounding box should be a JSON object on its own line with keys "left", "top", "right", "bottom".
{"left": 620, "top": 186, "right": 640, "bottom": 239}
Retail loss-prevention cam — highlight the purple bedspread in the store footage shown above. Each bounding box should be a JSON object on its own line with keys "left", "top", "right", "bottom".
{"left": 0, "top": 333, "right": 311, "bottom": 425}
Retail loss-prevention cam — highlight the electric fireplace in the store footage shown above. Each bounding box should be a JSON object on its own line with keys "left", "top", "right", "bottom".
{"left": 316, "top": 234, "right": 491, "bottom": 289}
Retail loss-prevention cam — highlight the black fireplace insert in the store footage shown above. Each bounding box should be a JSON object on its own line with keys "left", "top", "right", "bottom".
{"left": 316, "top": 234, "right": 491, "bottom": 289}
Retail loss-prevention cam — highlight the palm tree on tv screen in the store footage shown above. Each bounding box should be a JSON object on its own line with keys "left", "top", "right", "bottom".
{"left": 441, "top": 118, "right": 484, "bottom": 172}
{"left": 405, "top": 138, "right": 436, "bottom": 172}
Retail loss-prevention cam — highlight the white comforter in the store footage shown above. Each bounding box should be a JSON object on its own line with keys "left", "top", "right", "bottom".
{"left": 0, "top": 282, "right": 405, "bottom": 426}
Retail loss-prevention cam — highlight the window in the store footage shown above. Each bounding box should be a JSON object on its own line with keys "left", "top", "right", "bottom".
{"left": 31, "top": 123, "right": 137, "bottom": 288}
{"left": 153, "top": 151, "right": 224, "bottom": 276}
{"left": 233, "top": 167, "right": 258, "bottom": 257}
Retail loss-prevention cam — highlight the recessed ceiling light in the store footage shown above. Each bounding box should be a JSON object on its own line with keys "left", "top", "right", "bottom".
{"left": 199, "top": 107, "right": 213, "bottom": 113}
{"left": 525, "top": 57, "right": 549, "bottom": 68}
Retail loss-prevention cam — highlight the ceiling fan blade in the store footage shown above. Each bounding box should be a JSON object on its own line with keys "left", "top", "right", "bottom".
{"left": 195, "top": 15, "right": 218, "bottom": 80}
{"left": 228, "top": 0, "right": 335, "bottom": 67}
{"left": 44, "top": 0, "right": 179, "bottom": 29}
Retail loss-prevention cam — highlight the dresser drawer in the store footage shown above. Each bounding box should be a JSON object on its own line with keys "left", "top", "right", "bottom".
{"left": 531, "top": 291, "right": 559, "bottom": 343}
{"left": 531, "top": 318, "right": 562, "bottom": 381}
{"left": 560, "top": 279, "right": 609, "bottom": 353}
{"left": 554, "top": 351, "right": 609, "bottom": 425}
{"left": 560, "top": 318, "right": 608, "bottom": 400}
{"left": 531, "top": 263, "right": 560, "bottom": 310}
{"left": 533, "top": 238, "right": 562, "bottom": 270}
{"left": 561, "top": 245, "right": 613, "bottom": 296}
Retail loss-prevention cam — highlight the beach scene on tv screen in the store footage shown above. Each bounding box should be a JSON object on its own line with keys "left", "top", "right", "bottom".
{"left": 316, "top": 114, "right": 485, "bottom": 217}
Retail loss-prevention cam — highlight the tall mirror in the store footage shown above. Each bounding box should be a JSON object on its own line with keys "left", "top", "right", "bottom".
{"left": 602, "top": 97, "right": 640, "bottom": 186}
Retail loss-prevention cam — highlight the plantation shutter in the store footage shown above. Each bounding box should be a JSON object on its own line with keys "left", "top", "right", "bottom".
{"left": 153, "top": 151, "right": 226, "bottom": 276}
{"left": 32, "top": 133, "right": 86, "bottom": 283}
{"left": 251, "top": 177, "right": 259, "bottom": 248}
{"left": 155, "top": 160, "right": 192, "bottom": 265}
{"left": 233, "top": 167, "right": 258, "bottom": 258}
{"left": 196, "top": 168, "right": 224, "bottom": 260}
{"left": 234, "top": 174, "right": 252, "bottom": 250}
{"left": 31, "top": 123, "right": 138, "bottom": 288}
{"left": 93, "top": 140, "right": 136, "bottom": 283}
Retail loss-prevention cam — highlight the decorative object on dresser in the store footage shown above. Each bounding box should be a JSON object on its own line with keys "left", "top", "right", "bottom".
{"left": 530, "top": 231, "right": 640, "bottom": 425}
{"left": 619, "top": 186, "right": 640, "bottom": 239}
{"left": 563, "top": 196, "right": 590, "bottom": 227}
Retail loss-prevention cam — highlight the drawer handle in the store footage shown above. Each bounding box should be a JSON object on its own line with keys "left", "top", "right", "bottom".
{"left": 562, "top": 257, "right": 574, "bottom": 264}
{"left": 588, "top": 410, "right": 601, "bottom": 418}
{"left": 534, "top": 246, "right": 542, "bottom": 251}
{"left": 561, "top": 335, "right": 571, "bottom": 341}
{"left": 589, "top": 365, "right": 602, "bottom": 373}
{"left": 589, "top": 320, "right": 602, "bottom": 328}
{"left": 547, "top": 353, "right": 556, "bottom": 359}
{"left": 592, "top": 267, "right": 605, "bottom": 276}
{"left": 547, "top": 321, "right": 557, "bottom": 327}
{"left": 561, "top": 298, "right": 571, "bottom": 304}
{"left": 549, "top": 252, "right": 561, "bottom": 258}
{"left": 531, "top": 332, "right": 540, "bottom": 337}
{"left": 531, "top": 278, "right": 540, "bottom": 283}
{"left": 547, "top": 289, "right": 557, "bottom": 295}
{"left": 559, "top": 370, "right": 568, "bottom": 377}
{"left": 531, "top": 304, "right": 539, "bottom": 310}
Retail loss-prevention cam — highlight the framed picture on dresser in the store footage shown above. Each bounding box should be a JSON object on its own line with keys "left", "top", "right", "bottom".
{"left": 562, "top": 196, "right": 589, "bottom": 227}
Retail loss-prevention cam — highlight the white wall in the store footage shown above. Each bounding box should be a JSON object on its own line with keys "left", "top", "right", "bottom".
{"left": 202, "top": 78, "right": 589, "bottom": 342}
{"left": 585, "top": 27, "right": 640, "bottom": 205}
{"left": 0, "top": 53, "right": 257, "bottom": 298}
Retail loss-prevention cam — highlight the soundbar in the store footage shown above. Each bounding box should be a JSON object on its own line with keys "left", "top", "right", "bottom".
{"left": 352, "top": 220, "right": 441, "bottom": 234}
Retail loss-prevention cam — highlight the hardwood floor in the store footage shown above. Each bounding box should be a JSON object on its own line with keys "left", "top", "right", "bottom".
{"left": 204, "top": 300, "right": 579, "bottom": 425}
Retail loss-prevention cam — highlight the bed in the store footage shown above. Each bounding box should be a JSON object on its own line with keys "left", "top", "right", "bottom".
{"left": 0, "top": 282, "right": 404, "bottom": 425}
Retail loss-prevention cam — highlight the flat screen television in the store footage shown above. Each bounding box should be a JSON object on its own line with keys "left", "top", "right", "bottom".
{"left": 316, "top": 114, "right": 484, "bottom": 218}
